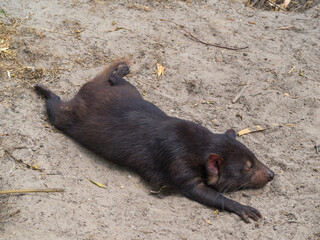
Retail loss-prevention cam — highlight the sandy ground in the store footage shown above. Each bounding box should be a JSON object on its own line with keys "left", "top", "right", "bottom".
{"left": 1, "top": 0, "right": 319, "bottom": 239}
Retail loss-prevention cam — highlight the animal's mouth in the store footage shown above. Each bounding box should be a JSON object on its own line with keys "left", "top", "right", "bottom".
{"left": 213, "top": 179, "right": 272, "bottom": 193}
{"left": 212, "top": 182, "right": 242, "bottom": 193}
{"left": 239, "top": 183, "right": 266, "bottom": 190}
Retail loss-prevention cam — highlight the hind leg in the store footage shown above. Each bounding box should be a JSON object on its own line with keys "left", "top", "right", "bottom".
{"left": 112, "top": 62, "right": 130, "bottom": 79}
{"left": 109, "top": 62, "right": 130, "bottom": 86}
{"left": 90, "top": 60, "right": 130, "bottom": 86}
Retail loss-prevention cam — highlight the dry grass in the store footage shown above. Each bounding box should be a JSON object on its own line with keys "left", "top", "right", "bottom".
{"left": 0, "top": 9, "right": 65, "bottom": 86}
{"left": 245, "top": 0, "right": 316, "bottom": 11}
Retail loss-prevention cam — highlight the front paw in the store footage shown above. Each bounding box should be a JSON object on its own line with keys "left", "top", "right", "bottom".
{"left": 234, "top": 204, "right": 262, "bottom": 223}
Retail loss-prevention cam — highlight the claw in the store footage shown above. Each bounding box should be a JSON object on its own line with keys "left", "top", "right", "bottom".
{"left": 235, "top": 204, "right": 262, "bottom": 223}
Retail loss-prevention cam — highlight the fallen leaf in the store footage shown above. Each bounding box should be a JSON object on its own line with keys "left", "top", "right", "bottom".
{"left": 88, "top": 179, "right": 106, "bottom": 188}
{"left": 213, "top": 210, "right": 219, "bottom": 214}
{"left": 156, "top": 63, "right": 165, "bottom": 78}
{"left": 299, "top": 70, "right": 304, "bottom": 77}
{"left": 205, "top": 219, "right": 212, "bottom": 225}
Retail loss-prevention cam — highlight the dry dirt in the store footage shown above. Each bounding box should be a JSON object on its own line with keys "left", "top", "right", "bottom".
{"left": 1, "top": 0, "right": 320, "bottom": 239}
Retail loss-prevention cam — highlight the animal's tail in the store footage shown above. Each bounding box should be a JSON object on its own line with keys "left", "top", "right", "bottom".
{"left": 34, "top": 84, "right": 65, "bottom": 130}
{"left": 34, "top": 84, "right": 60, "bottom": 100}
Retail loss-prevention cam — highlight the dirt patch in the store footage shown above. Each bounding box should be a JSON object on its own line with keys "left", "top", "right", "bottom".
{"left": 1, "top": 0, "right": 319, "bottom": 239}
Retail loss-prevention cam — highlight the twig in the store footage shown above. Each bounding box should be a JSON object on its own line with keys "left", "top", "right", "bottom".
{"left": 232, "top": 84, "right": 248, "bottom": 103}
{"left": 282, "top": 0, "right": 291, "bottom": 8}
{"left": 62, "top": 86, "right": 72, "bottom": 94}
{"left": 288, "top": 66, "right": 295, "bottom": 73}
{"left": 190, "top": 100, "right": 214, "bottom": 108}
{"left": 267, "top": 0, "right": 287, "bottom": 11}
{"left": 292, "top": 5, "right": 301, "bottom": 12}
{"left": 20, "top": 25, "right": 74, "bottom": 36}
{"left": 10, "top": 209, "right": 21, "bottom": 217}
{"left": 160, "top": 19, "right": 248, "bottom": 51}
{"left": 250, "top": 0, "right": 265, "bottom": 8}
{"left": 253, "top": 0, "right": 266, "bottom": 8}
{"left": 104, "top": 26, "right": 134, "bottom": 33}
{"left": 6, "top": 150, "right": 44, "bottom": 172}
{"left": 140, "top": 230, "right": 153, "bottom": 234}
{"left": 237, "top": 123, "right": 297, "bottom": 136}
{"left": 0, "top": 188, "right": 64, "bottom": 194}
{"left": 276, "top": 26, "right": 294, "bottom": 30}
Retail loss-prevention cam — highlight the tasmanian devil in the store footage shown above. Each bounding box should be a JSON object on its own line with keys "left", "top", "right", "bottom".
{"left": 35, "top": 60, "right": 274, "bottom": 223}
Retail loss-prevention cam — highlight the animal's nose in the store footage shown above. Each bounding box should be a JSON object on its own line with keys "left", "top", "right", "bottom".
{"left": 268, "top": 170, "right": 274, "bottom": 181}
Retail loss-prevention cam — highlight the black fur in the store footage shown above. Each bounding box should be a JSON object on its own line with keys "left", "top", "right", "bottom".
{"left": 35, "top": 60, "right": 274, "bottom": 222}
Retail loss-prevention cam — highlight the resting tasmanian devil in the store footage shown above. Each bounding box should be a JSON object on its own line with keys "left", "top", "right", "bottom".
{"left": 35, "top": 60, "right": 274, "bottom": 222}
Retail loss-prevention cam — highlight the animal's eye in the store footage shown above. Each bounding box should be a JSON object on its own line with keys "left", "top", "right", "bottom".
{"left": 246, "top": 161, "right": 252, "bottom": 168}
{"left": 242, "top": 161, "right": 252, "bottom": 172}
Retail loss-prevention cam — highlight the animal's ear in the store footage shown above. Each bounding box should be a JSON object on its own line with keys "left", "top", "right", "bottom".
{"left": 225, "top": 129, "right": 237, "bottom": 139}
{"left": 206, "top": 153, "right": 224, "bottom": 185}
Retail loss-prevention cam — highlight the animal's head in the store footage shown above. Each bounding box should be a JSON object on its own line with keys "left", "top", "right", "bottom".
{"left": 206, "top": 129, "right": 274, "bottom": 192}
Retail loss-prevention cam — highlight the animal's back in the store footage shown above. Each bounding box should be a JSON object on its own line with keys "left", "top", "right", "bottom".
{"left": 69, "top": 96, "right": 170, "bottom": 159}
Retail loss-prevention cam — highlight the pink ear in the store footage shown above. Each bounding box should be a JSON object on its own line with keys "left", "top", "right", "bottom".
{"left": 207, "top": 153, "right": 223, "bottom": 175}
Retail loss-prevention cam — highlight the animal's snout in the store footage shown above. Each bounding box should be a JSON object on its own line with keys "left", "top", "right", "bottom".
{"left": 268, "top": 170, "right": 274, "bottom": 181}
